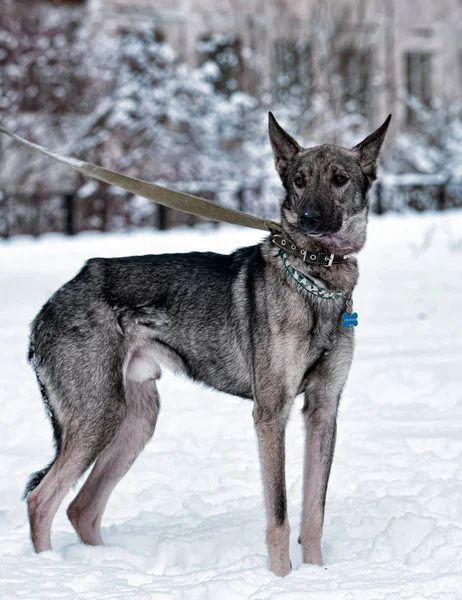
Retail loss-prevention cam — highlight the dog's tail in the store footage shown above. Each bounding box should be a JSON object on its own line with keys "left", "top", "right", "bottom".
{"left": 23, "top": 337, "right": 62, "bottom": 499}
{"left": 23, "top": 462, "right": 57, "bottom": 498}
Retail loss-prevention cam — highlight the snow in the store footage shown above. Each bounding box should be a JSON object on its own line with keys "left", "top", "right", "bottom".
{"left": 77, "top": 181, "right": 100, "bottom": 199}
{"left": 1, "top": 211, "right": 462, "bottom": 599}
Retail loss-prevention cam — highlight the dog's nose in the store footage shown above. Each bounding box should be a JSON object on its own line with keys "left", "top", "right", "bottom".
{"left": 299, "top": 209, "right": 321, "bottom": 232}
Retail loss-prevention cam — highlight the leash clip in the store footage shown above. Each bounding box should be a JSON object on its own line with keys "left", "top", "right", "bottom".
{"left": 324, "top": 253, "right": 335, "bottom": 267}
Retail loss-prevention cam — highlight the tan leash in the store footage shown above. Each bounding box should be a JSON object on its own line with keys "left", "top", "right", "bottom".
{"left": 0, "top": 124, "right": 282, "bottom": 234}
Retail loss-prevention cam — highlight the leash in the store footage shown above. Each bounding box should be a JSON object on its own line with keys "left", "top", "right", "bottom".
{"left": 0, "top": 124, "right": 281, "bottom": 234}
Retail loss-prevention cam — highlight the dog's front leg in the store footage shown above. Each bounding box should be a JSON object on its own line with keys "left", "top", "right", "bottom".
{"left": 300, "top": 340, "right": 353, "bottom": 566}
{"left": 300, "top": 394, "right": 337, "bottom": 566}
{"left": 253, "top": 398, "right": 293, "bottom": 577}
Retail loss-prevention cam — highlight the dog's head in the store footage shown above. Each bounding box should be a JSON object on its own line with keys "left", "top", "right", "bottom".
{"left": 269, "top": 113, "right": 391, "bottom": 254}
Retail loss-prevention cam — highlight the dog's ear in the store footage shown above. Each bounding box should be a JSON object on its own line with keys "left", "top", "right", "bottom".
{"left": 268, "top": 112, "right": 302, "bottom": 179}
{"left": 354, "top": 114, "right": 392, "bottom": 183}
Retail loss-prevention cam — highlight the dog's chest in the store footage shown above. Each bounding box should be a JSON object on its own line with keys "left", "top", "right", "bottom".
{"left": 272, "top": 290, "right": 345, "bottom": 391}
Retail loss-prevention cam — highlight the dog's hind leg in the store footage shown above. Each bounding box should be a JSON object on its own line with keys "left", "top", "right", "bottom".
{"left": 67, "top": 355, "right": 160, "bottom": 546}
{"left": 26, "top": 363, "right": 126, "bottom": 553}
{"left": 27, "top": 427, "right": 119, "bottom": 553}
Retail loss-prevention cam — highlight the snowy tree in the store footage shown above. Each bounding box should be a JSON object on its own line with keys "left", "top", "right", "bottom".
{"left": 67, "top": 26, "right": 274, "bottom": 226}
{"left": 0, "top": 0, "right": 99, "bottom": 118}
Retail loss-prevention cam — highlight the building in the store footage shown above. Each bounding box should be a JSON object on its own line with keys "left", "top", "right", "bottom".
{"left": 96, "top": 0, "right": 462, "bottom": 129}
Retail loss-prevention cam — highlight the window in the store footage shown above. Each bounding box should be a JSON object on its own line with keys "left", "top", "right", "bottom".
{"left": 405, "top": 52, "right": 432, "bottom": 125}
{"left": 339, "top": 47, "right": 373, "bottom": 117}
{"left": 273, "top": 40, "right": 311, "bottom": 105}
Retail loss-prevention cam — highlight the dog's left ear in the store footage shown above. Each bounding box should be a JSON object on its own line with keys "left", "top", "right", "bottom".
{"left": 354, "top": 114, "right": 392, "bottom": 183}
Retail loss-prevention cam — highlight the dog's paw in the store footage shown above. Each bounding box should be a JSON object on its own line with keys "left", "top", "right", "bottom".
{"left": 302, "top": 548, "right": 324, "bottom": 566}
{"left": 270, "top": 555, "right": 292, "bottom": 577}
{"left": 267, "top": 522, "right": 291, "bottom": 576}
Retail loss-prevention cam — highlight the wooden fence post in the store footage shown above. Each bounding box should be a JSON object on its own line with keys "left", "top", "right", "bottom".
{"left": 0, "top": 193, "right": 9, "bottom": 239}
{"left": 237, "top": 187, "right": 245, "bottom": 212}
{"left": 64, "top": 193, "right": 76, "bottom": 235}
{"left": 32, "top": 194, "right": 40, "bottom": 238}
{"left": 437, "top": 183, "right": 446, "bottom": 211}
{"left": 375, "top": 181, "right": 384, "bottom": 215}
{"left": 101, "top": 194, "right": 108, "bottom": 233}
{"left": 158, "top": 205, "right": 167, "bottom": 230}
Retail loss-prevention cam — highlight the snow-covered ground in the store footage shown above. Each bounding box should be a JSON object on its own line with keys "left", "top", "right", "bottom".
{"left": 1, "top": 211, "right": 461, "bottom": 600}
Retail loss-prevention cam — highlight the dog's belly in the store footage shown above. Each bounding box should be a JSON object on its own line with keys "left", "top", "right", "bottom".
{"left": 122, "top": 311, "right": 338, "bottom": 403}
{"left": 124, "top": 327, "right": 254, "bottom": 400}
{"left": 125, "top": 333, "right": 335, "bottom": 404}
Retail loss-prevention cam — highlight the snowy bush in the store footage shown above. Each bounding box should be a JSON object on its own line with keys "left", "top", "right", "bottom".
{"left": 386, "top": 99, "right": 462, "bottom": 177}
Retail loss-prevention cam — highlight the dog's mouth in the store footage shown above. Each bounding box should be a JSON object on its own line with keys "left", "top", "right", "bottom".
{"left": 297, "top": 224, "right": 351, "bottom": 250}
{"left": 308, "top": 231, "right": 361, "bottom": 253}
{"left": 314, "top": 233, "right": 344, "bottom": 245}
{"left": 320, "top": 233, "right": 365, "bottom": 253}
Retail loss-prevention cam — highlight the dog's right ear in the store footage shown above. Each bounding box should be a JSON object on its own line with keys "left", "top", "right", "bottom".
{"left": 268, "top": 112, "right": 302, "bottom": 179}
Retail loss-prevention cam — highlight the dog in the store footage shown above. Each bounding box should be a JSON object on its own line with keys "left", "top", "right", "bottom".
{"left": 25, "top": 112, "right": 391, "bottom": 576}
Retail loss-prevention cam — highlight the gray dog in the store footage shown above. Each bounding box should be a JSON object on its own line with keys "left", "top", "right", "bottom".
{"left": 25, "top": 112, "right": 390, "bottom": 576}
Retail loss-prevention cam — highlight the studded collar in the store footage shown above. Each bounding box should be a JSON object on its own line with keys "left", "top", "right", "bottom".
{"left": 271, "top": 233, "right": 350, "bottom": 267}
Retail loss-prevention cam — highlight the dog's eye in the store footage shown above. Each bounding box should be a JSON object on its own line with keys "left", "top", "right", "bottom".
{"left": 333, "top": 174, "right": 349, "bottom": 187}
{"left": 294, "top": 176, "right": 305, "bottom": 188}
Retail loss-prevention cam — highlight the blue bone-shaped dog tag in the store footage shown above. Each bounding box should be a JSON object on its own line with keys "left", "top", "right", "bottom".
{"left": 342, "top": 312, "right": 358, "bottom": 328}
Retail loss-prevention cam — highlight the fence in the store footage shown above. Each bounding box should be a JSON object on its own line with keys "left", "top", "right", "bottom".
{"left": 372, "top": 173, "right": 451, "bottom": 214}
{"left": 0, "top": 187, "right": 211, "bottom": 239}
{"left": 1, "top": 174, "right": 461, "bottom": 238}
